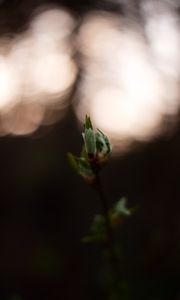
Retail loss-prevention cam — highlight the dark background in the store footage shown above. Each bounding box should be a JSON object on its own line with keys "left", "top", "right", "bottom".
{"left": 0, "top": 1, "right": 180, "bottom": 299}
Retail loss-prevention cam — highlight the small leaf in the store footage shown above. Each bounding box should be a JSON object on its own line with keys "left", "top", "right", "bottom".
{"left": 114, "top": 198, "right": 131, "bottom": 217}
{"left": 82, "top": 214, "right": 107, "bottom": 243}
{"left": 67, "top": 153, "right": 79, "bottom": 173}
{"left": 84, "top": 128, "right": 96, "bottom": 156}
{"left": 91, "top": 214, "right": 106, "bottom": 233}
{"left": 95, "top": 130, "right": 112, "bottom": 166}
{"left": 78, "top": 157, "right": 96, "bottom": 183}
{"left": 78, "top": 157, "right": 93, "bottom": 176}
{"left": 81, "top": 145, "right": 88, "bottom": 160}
{"left": 85, "top": 115, "right": 93, "bottom": 129}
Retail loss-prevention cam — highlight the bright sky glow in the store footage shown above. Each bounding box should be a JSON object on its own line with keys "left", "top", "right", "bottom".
{"left": 0, "top": 6, "right": 77, "bottom": 135}
{"left": 0, "top": 2, "right": 179, "bottom": 146}
{"left": 75, "top": 7, "right": 180, "bottom": 152}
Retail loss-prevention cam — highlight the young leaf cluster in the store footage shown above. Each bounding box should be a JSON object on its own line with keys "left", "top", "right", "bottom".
{"left": 68, "top": 115, "right": 112, "bottom": 184}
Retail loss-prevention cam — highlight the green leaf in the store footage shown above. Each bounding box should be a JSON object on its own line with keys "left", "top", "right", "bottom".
{"left": 78, "top": 157, "right": 94, "bottom": 177}
{"left": 82, "top": 214, "right": 107, "bottom": 243}
{"left": 85, "top": 115, "right": 93, "bottom": 129}
{"left": 114, "top": 198, "right": 131, "bottom": 217}
{"left": 67, "top": 153, "right": 79, "bottom": 173}
{"left": 96, "top": 130, "right": 112, "bottom": 155}
{"left": 84, "top": 128, "right": 96, "bottom": 156}
{"left": 91, "top": 214, "right": 106, "bottom": 233}
{"left": 81, "top": 145, "right": 88, "bottom": 160}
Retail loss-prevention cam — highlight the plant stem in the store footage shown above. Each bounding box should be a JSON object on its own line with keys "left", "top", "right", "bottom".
{"left": 95, "top": 174, "right": 118, "bottom": 274}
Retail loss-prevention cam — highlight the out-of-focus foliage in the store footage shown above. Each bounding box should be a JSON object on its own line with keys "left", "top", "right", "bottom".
{"left": 83, "top": 198, "right": 132, "bottom": 243}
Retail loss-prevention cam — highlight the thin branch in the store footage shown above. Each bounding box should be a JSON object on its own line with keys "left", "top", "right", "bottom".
{"left": 95, "top": 174, "right": 119, "bottom": 276}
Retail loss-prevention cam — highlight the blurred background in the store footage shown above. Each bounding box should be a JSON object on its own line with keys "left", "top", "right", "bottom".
{"left": 0, "top": 0, "right": 180, "bottom": 299}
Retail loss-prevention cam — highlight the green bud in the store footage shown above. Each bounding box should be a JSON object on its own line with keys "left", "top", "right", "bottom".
{"left": 83, "top": 128, "right": 97, "bottom": 157}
